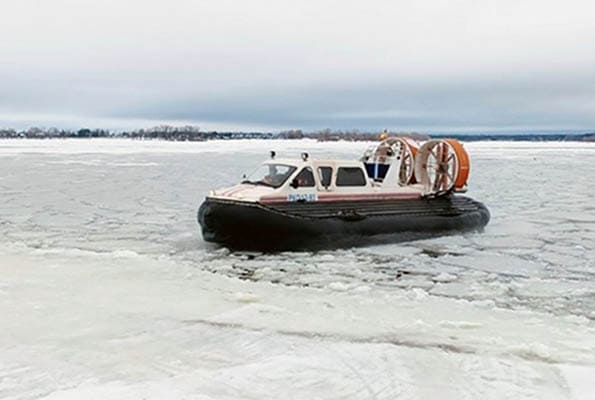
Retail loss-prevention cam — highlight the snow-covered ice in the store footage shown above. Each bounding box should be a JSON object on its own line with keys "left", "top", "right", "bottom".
{"left": 1, "top": 138, "right": 594, "bottom": 399}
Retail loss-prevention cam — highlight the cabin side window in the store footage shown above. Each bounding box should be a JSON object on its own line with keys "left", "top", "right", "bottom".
{"left": 318, "top": 167, "right": 333, "bottom": 188}
{"left": 336, "top": 167, "right": 367, "bottom": 187}
{"left": 294, "top": 167, "right": 315, "bottom": 187}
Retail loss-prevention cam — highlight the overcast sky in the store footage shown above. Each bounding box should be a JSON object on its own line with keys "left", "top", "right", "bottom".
{"left": 1, "top": 0, "right": 595, "bottom": 132}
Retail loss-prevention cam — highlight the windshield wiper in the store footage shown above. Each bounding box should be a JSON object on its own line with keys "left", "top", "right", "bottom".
{"left": 255, "top": 181, "right": 275, "bottom": 188}
{"left": 241, "top": 180, "right": 275, "bottom": 188}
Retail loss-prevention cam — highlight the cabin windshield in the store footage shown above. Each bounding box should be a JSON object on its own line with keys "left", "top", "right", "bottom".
{"left": 242, "top": 164, "right": 297, "bottom": 188}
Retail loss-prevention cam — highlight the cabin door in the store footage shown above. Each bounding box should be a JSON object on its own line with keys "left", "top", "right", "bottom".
{"left": 287, "top": 166, "right": 318, "bottom": 203}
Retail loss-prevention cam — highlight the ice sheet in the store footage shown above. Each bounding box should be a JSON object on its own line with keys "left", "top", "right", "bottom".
{"left": 1, "top": 139, "right": 594, "bottom": 399}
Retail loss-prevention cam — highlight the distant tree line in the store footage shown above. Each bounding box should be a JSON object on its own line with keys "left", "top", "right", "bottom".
{"left": 290, "top": 129, "right": 430, "bottom": 141}
{"left": 0, "top": 125, "right": 275, "bottom": 141}
{"left": 0, "top": 127, "right": 113, "bottom": 138}
{"left": 119, "top": 125, "right": 277, "bottom": 141}
{"left": 1, "top": 125, "right": 593, "bottom": 142}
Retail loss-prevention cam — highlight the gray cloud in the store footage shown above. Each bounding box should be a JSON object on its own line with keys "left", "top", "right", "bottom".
{"left": 115, "top": 75, "right": 595, "bottom": 130}
{"left": 1, "top": 0, "right": 595, "bottom": 131}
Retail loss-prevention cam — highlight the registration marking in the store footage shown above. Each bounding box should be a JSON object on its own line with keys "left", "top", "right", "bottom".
{"left": 287, "top": 193, "right": 318, "bottom": 202}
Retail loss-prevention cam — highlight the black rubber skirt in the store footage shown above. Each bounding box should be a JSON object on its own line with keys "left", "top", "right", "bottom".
{"left": 197, "top": 195, "right": 490, "bottom": 251}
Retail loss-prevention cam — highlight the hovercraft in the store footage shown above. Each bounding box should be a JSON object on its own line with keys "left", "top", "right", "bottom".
{"left": 198, "top": 136, "right": 490, "bottom": 250}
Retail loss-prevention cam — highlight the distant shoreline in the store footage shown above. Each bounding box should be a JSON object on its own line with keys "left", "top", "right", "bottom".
{"left": 429, "top": 133, "right": 595, "bottom": 142}
{"left": 1, "top": 127, "right": 594, "bottom": 142}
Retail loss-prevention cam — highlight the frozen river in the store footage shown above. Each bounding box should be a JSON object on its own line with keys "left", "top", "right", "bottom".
{"left": 1, "top": 139, "right": 594, "bottom": 399}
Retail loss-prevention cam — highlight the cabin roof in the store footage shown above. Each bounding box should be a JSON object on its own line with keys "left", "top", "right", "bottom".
{"left": 263, "top": 157, "right": 363, "bottom": 168}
